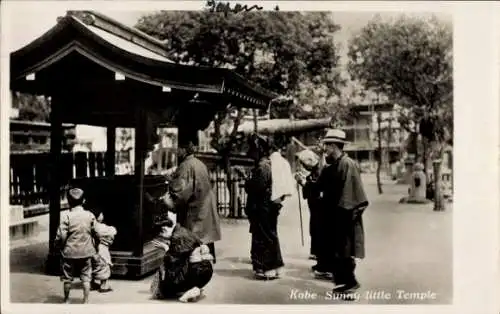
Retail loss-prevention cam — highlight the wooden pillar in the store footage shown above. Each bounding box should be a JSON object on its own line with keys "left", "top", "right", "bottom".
{"left": 178, "top": 128, "right": 199, "bottom": 147}
{"left": 253, "top": 108, "right": 258, "bottom": 133}
{"left": 134, "top": 108, "right": 146, "bottom": 257}
{"left": 433, "top": 159, "right": 445, "bottom": 211}
{"left": 46, "top": 94, "right": 63, "bottom": 274}
{"left": 106, "top": 126, "right": 116, "bottom": 176}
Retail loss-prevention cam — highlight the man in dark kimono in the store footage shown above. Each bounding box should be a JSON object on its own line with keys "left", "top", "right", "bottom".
{"left": 168, "top": 142, "right": 221, "bottom": 263}
{"left": 317, "top": 129, "right": 369, "bottom": 294}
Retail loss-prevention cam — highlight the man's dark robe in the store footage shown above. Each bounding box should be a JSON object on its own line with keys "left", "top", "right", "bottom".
{"left": 169, "top": 155, "right": 221, "bottom": 244}
{"left": 302, "top": 166, "right": 322, "bottom": 257}
{"left": 318, "top": 153, "right": 368, "bottom": 259}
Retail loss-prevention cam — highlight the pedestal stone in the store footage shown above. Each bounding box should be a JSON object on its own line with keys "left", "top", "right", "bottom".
{"left": 10, "top": 205, "right": 24, "bottom": 222}
{"left": 399, "top": 163, "right": 430, "bottom": 204}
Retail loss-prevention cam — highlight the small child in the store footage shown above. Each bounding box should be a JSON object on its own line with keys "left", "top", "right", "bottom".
{"left": 89, "top": 208, "right": 117, "bottom": 293}
{"left": 55, "top": 188, "right": 96, "bottom": 304}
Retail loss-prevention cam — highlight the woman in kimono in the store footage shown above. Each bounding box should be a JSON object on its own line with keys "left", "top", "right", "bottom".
{"left": 244, "top": 134, "right": 284, "bottom": 280}
{"left": 150, "top": 212, "right": 214, "bottom": 302}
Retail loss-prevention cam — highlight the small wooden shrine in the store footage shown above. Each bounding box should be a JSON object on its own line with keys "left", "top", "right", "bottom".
{"left": 9, "top": 10, "right": 276, "bottom": 277}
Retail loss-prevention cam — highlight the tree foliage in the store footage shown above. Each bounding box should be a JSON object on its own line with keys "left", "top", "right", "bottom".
{"left": 347, "top": 14, "right": 453, "bottom": 150}
{"left": 136, "top": 10, "right": 345, "bottom": 119}
{"left": 12, "top": 92, "right": 51, "bottom": 122}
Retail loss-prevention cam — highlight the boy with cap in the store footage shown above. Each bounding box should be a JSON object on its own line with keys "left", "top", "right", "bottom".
{"left": 55, "top": 187, "right": 96, "bottom": 304}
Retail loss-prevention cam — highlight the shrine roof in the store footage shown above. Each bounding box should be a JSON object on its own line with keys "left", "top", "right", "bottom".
{"left": 10, "top": 10, "right": 277, "bottom": 109}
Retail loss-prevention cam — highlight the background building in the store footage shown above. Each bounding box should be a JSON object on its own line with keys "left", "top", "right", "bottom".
{"left": 343, "top": 102, "right": 409, "bottom": 174}
{"left": 10, "top": 120, "right": 75, "bottom": 154}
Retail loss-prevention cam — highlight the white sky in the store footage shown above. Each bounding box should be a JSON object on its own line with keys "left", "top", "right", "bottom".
{"left": 4, "top": 3, "right": 451, "bottom": 63}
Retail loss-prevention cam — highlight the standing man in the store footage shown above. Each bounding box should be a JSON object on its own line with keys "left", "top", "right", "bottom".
{"left": 167, "top": 142, "right": 221, "bottom": 263}
{"left": 317, "top": 129, "right": 369, "bottom": 294}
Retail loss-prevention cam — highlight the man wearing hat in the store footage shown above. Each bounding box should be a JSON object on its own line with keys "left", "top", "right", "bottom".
{"left": 317, "top": 129, "right": 369, "bottom": 294}
{"left": 55, "top": 188, "right": 97, "bottom": 303}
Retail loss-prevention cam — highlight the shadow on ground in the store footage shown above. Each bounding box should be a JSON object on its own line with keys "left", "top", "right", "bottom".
{"left": 10, "top": 242, "right": 48, "bottom": 275}
{"left": 221, "top": 256, "right": 252, "bottom": 265}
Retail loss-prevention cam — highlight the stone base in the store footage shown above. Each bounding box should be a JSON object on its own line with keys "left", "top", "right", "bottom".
{"left": 399, "top": 197, "right": 431, "bottom": 204}
{"left": 110, "top": 244, "right": 164, "bottom": 278}
{"left": 10, "top": 205, "right": 24, "bottom": 222}
{"left": 9, "top": 217, "right": 40, "bottom": 241}
{"left": 45, "top": 242, "right": 164, "bottom": 279}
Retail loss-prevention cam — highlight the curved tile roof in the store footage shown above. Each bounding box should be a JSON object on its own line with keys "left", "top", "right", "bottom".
{"left": 10, "top": 10, "right": 278, "bottom": 109}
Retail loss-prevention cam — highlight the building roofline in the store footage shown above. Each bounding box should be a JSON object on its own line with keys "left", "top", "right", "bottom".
{"left": 66, "top": 10, "right": 172, "bottom": 61}
{"left": 10, "top": 119, "right": 75, "bottom": 128}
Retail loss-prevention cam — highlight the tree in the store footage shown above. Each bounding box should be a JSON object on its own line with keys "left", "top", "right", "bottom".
{"left": 136, "top": 9, "right": 347, "bottom": 212}
{"left": 117, "top": 128, "right": 133, "bottom": 152}
{"left": 136, "top": 10, "right": 345, "bottom": 119}
{"left": 347, "top": 14, "right": 453, "bottom": 175}
{"left": 12, "top": 92, "right": 51, "bottom": 122}
{"left": 375, "top": 112, "right": 383, "bottom": 194}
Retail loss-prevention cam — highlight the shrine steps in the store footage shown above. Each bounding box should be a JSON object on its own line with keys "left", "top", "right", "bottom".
{"left": 45, "top": 244, "right": 164, "bottom": 279}
{"left": 110, "top": 243, "right": 164, "bottom": 279}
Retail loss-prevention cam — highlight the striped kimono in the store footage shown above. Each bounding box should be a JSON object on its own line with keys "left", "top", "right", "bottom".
{"left": 92, "top": 222, "right": 117, "bottom": 281}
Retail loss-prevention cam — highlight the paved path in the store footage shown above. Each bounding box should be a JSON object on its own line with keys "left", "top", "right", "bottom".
{"left": 9, "top": 175, "right": 452, "bottom": 304}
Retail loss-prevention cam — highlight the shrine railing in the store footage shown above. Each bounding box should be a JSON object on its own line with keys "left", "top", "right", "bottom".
{"left": 152, "top": 148, "right": 252, "bottom": 218}
{"left": 10, "top": 151, "right": 252, "bottom": 219}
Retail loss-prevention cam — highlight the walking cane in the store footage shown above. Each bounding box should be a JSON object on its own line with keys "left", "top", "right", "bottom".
{"left": 297, "top": 182, "right": 305, "bottom": 247}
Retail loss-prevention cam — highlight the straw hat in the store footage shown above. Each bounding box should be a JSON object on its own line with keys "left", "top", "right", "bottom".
{"left": 322, "top": 129, "right": 349, "bottom": 144}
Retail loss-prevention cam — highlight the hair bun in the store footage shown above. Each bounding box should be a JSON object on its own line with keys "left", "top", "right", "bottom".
{"left": 153, "top": 211, "right": 174, "bottom": 227}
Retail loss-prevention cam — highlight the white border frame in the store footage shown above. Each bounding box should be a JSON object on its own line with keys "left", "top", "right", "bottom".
{"left": 1, "top": 1, "right": 499, "bottom": 314}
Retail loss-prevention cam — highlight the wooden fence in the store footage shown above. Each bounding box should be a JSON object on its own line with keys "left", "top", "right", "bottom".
{"left": 10, "top": 150, "right": 252, "bottom": 218}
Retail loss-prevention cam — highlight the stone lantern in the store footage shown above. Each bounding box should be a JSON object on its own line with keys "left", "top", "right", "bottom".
{"left": 400, "top": 162, "right": 430, "bottom": 204}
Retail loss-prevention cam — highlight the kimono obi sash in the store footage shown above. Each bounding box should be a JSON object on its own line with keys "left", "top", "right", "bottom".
{"left": 189, "top": 244, "right": 213, "bottom": 263}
